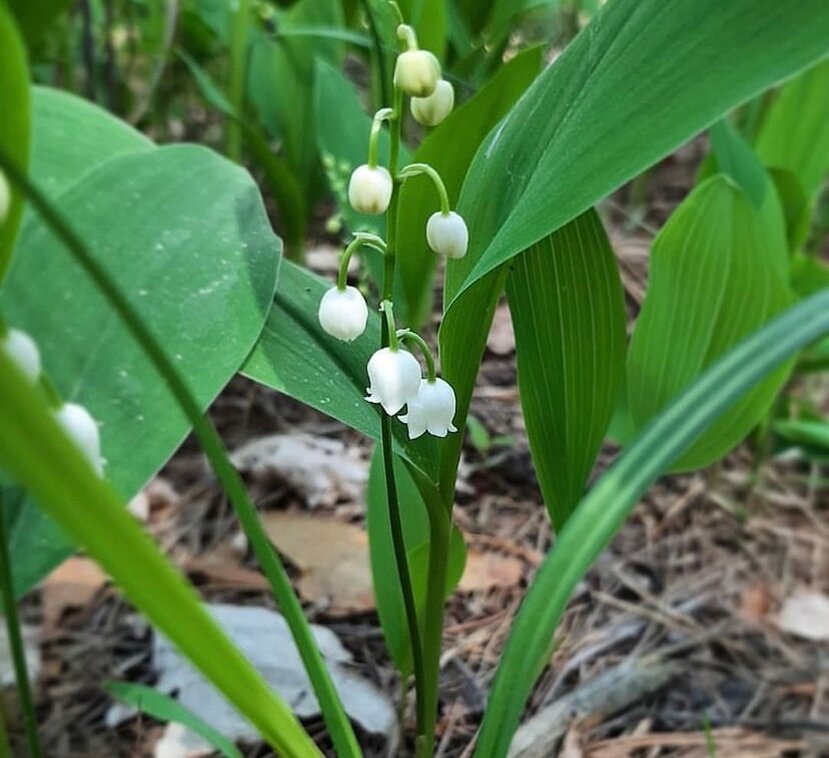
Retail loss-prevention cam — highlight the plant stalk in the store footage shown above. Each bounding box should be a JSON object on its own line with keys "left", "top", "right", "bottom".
{"left": 0, "top": 147, "right": 360, "bottom": 758}
{"left": 227, "top": 0, "right": 251, "bottom": 162}
{"left": 0, "top": 501, "right": 41, "bottom": 758}
{"left": 382, "top": 84, "right": 429, "bottom": 744}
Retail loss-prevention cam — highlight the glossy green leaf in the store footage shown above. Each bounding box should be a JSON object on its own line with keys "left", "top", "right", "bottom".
{"left": 366, "top": 449, "right": 465, "bottom": 676}
{"left": 774, "top": 419, "right": 829, "bottom": 457}
{"left": 28, "top": 87, "right": 152, "bottom": 201}
{"left": 439, "top": 0, "right": 829, "bottom": 499}
{"left": 2, "top": 146, "right": 280, "bottom": 593}
{"left": 709, "top": 120, "right": 769, "bottom": 209}
{"left": 450, "top": 0, "right": 829, "bottom": 301}
{"left": 242, "top": 260, "right": 439, "bottom": 482}
{"left": 768, "top": 168, "right": 811, "bottom": 252}
{"left": 506, "top": 210, "right": 626, "bottom": 529}
{"left": 105, "top": 682, "right": 243, "bottom": 758}
{"left": 398, "top": 46, "right": 543, "bottom": 327}
{"left": 0, "top": 5, "right": 30, "bottom": 283}
{"left": 756, "top": 59, "right": 829, "bottom": 199}
{"left": 0, "top": 354, "right": 319, "bottom": 758}
{"left": 484, "top": 0, "right": 558, "bottom": 47}
{"left": 627, "top": 175, "right": 793, "bottom": 471}
{"left": 476, "top": 288, "right": 829, "bottom": 758}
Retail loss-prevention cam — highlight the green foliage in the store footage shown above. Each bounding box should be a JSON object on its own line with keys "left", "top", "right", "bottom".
{"left": 476, "top": 288, "right": 829, "bottom": 758}
{"left": 0, "top": 5, "right": 30, "bottom": 283}
{"left": 756, "top": 59, "right": 829, "bottom": 200}
{"left": 105, "top": 682, "right": 244, "bottom": 758}
{"left": 1, "top": 90, "right": 280, "bottom": 593}
{"left": 507, "top": 210, "right": 626, "bottom": 529}
{"left": 627, "top": 175, "right": 793, "bottom": 471}
{"left": 4, "top": 0, "right": 72, "bottom": 48}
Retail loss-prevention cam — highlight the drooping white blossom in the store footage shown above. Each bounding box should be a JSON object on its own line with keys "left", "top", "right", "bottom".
{"left": 411, "top": 80, "right": 455, "bottom": 127}
{"left": 55, "top": 403, "right": 105, "bottom": 476}
{"left": 348, "top": 165, "right": 393, "bottom": 215}
{"left": 318, "top": 286, "right": 369, "bottom": 342}
{"left": 365, "top": 347, "right": 422, "bottom": 416}
{"left": 394, "top": 50, "right": 441, "bottom": 98}
{"left": 399, "top": 378, "right": 458, "bottom": 439}
{"left": 426, "top": 211, "right": 469, "bottom": 259}
{"left": 2, "top": 328, "right": 41, "bottom": 383}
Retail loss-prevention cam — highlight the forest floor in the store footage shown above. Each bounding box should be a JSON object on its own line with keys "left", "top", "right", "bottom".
{"left": 10, "top": 144, "right": 829, "bottom": 758}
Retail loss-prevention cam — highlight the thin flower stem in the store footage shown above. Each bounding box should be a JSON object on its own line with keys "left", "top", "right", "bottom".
{"left": 382, "top": 82, "right": 429, "bottom": 740}
{"left": 0, "top": 498, "right": 42, "bottom": 758}
{"left": 0, "top": 147, "right": 362, "bottom": 758}
{"left": 397, "top": 329, "right": 436, "bottom": 381}
{"left": 397, "top": 22, "right": 418, "bottom": 50}
{"left": 368, "top": 108, "right": 394, "bottom": 168}
{"left": 381, "top": 301, "right": 399, "bottom": 350}
{"left": 398, "top": 163, "right": 451, "bottom": 214}
{"left": 337, "top": 234, "right": 386, "bottom": 291}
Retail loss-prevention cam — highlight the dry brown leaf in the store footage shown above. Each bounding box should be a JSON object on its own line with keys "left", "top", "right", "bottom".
{"left": 184, "top": 545, "right": 270, "bottom": 592}
{"left": 231, "top": 434, "right": 367, "bottom": 508}
{"left": 42, "top": 557, "right": 108, "bottom": 630}
{"left": 459, "top": 550, "right": 523, "bottom": 593}
{"left": 776, "top": 588, "right": 829, "bottom": 641}
{"left": 487, "top": 303, "right": 515, "bottom": 356}
{"left": 738, "top": 581, "right": 772, "bottom": 624}
{"left": 262, "top": 513, "right": 374, "bottom": 615}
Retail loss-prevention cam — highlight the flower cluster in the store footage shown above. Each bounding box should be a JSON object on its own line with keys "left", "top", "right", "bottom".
{"left": 317, "top": 23, "right": 467, "bottom": 440}
{"left": 2, "top": 326, "right": 106, "bottom": 476}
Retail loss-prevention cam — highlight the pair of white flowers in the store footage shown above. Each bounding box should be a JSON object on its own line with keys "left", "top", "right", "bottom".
{"left": 3, "top": 328, "right": 105, "bottom": 476}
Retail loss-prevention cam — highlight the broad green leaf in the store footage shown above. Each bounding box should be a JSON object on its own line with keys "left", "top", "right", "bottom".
{"left": 440, "top": 0, "right": 829, "bottom": 500}
{"left": 506, "top": 210, "right": 626, "bottom": 529}
{"left": 791, "top": 254, "right": 829, "bottom": 299}
{"left": 2, "top": 145, "right": 281, "bottom": 593}
{"left": 476, "top": 288, "right": 829, "bottom": 758}
{"left": 627, "top": 175, "right": 793, "bottom": 471}
{"left": 366, "top": 449, "right": 465, "bottom": 676}
{"left": 484, "top": 0, "right": 558, "bottom": 47}
{"left": 0, "top": 5, "right": 30, "bottom": 283}
{"left": 397, "top": 0, "right": 447, "bottom": 59}
{"left": 774, "top": 419, "right": 829, "bottom": 457}
{"left": 28, "top": 87, "right": 152, "bottom": 201}
{"left": 0, "top": 354, "right": 319, "bottom": 758}
{"left": 106, "top": 682, "right": 243, "bottom": 758}
{"left": 242, "top": 260, "right": 439, "bottom": 482}
{"left": 5, "top": 0, "right": 72, "bottom": 48}
{"left": 398, "top": 46, "right": 543, "bottom": 327}
{"left": 756, "top": 59, "right": 829, "bottom": 200}
{"left": 768, "top": 168, "right": 811, "bottom": 252}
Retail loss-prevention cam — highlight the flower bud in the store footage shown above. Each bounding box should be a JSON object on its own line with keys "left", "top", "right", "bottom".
{"left": 55, "top": 402, "right": 105, "bottom": 476}
{"left": 426, "top": 211, "right": 468, "bottom": 259}
{"left": 411, "top": 80, "right": 454, "bottom": 127}
{"left": 394, "top": 50, "right": 441, "bottom": 98}
{"left": 400, "top": 378, "right": 458, "bottom": 439}
{"left": 0, "top": 170, "right": 10, "bottom": 224}
{"left": 365, "top": 347, "right": 422, "bottom": 416}
{"left": 318, "top": 286, "right": 368, "bottom": 342}
{"left": 348, "top": 164, "right": 393, "bottom": 215}
{"left": 2, "top": 328, "right": 41, "bottom": 383}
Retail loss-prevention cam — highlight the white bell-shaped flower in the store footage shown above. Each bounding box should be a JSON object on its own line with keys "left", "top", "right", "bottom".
{"left": 348, "top": 165, "right": 393, "bottom": 215}
{"left": 3, "top": 329, "right": 41, "bottom": 383}
{"left": 394, "top": 49, "right": 441, "bottom": 98}
{"left": 365, "top": 347, "right": 422, "bottom": 416}
{"left": 427, "top": 211, "right": 468, "bottom": 259}
{"left": 55, "top": 402, "right": 105, "bottom": 476}
{"left": 399, "top": 378, "right": 458, "bottom": 439}
{"left": 0, "top": 170, "right": 10, "bottom": 223}
{"left": 411, "top": 80, "right": 455, "bottom": 127}
{"left": 318, "top": 286, "right": 368, "bottom": 342}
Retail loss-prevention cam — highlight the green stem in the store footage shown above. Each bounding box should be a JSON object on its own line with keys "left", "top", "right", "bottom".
{"left": 359, "top": 0, "right": 392, "bottom": 109}
{"left": 381, "top": 301, "right": 400, "bottom": 350}
{"left": 0, "top": 147, "right": 361, "bottom": 758}
{"left": 338, "top": 234, "right": 387, "bottom": 290}
{"left": 382, "top": 83, "right": 429, "bottom": 743}
{"left": 397, "top": 329, "right": 436, "bottom": 381}
{"left": 398, "top": 163, "right": 451, "bottom": 214}
{"left": 0, "top": 499, "right": 41, "bottom": 758}
{"left": 368, "top": 108, "right": 394, "bottom": 168}
{"left": 227, "top": 0, "right": 251, "bottom": 162}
